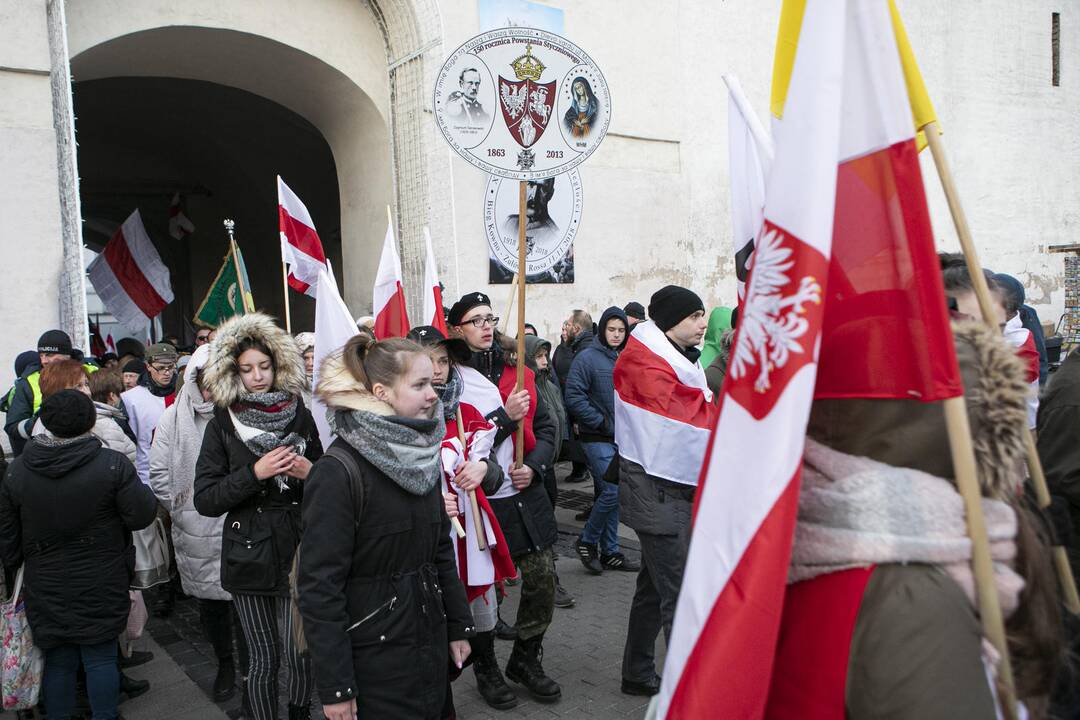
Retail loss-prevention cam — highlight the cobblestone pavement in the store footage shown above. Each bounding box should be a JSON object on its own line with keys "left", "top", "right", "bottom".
{"left": 130, "top": 465, "right": 663, "bottom": 720}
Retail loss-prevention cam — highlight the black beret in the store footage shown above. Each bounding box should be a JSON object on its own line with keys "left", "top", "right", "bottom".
{"left": 447, "top": 292, "right": 494, "bottom": 326}
{"left": 40, "top": 389, "right": 96, "bottom": 439}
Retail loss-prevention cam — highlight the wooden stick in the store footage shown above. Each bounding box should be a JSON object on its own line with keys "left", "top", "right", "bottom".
{"left": 501, "top": 273, "right": 519, "bottom": 334}
{"left": 451, "top": 516, "right": 466, "bottom": 538}
{"left": 281, "top": 262, "right": 293, "bottom": 334}
{"left": 515, "top": 181, "right": 527, "bottom": 469}
{"left": 457, "top": 407, "right": 488, "bottom": 552}
{"left": 926, "top": 120, "right": 1080, "bottom": 608}
{"left": 943, "top": 398, "right": 1017, "bottom": 718}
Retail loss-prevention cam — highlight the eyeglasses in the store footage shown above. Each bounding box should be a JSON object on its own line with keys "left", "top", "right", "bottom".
{"left": 149, "top": 364, "right": 176, "bottom": 374}
{"left": 459, "top": 315, "right": 498, "bottom": 329}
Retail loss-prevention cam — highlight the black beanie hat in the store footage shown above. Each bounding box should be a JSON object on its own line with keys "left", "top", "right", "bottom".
{"left": 40, "top": 389, "right": 96, "bottom": 439}
{"left": 623, "top": 301, "right": 646, "bottom": 321}
{"left": 123, "top": 359, "right": 144, "bottom": 375}
{"left": 37, "top": 329, "right": 73, "bottom": 356}
{"left": 648, "top": 285, "right": 705, "bottom": 332}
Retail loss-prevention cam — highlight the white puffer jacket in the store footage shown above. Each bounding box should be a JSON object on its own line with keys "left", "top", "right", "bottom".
{"left": 148, "top": 346, "right": 229, "bottom": 601}
{"left": 92, "top": 402, "right": 137, "bottom": 464}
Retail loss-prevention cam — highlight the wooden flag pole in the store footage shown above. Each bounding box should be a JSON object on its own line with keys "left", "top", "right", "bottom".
{"left": 501, "top": 273, "right": 519, "bottom": 334}
{"left": 515, "top": 181, "right": 527, "bottom": 469}
{"left": 457, "top": 407, "right": 488, "bottom": 552}
{"left": 281, "top": 261, "right": 293, "bottom": 334}
{"left": 925, "top": 120, "right": 1080, "bottom": 610}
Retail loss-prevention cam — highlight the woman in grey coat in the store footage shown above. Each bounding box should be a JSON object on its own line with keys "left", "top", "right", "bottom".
{"left": 150, "top": 343, "right": 248, "bottom": 703}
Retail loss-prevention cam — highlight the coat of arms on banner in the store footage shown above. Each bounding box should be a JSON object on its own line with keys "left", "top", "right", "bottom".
{"left": 499, "top": 45, "right": 555, "bottom": 149}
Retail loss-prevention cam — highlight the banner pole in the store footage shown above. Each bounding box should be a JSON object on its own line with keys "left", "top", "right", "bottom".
{"left": 515, "top": 181, "right": 527, "bottom": 469}
{"left": 926, "top": 120, "right": 1080, "bottom": 610}
{"left": 501, "top": 273, "right": 518, "bottom": 334}
{"left": 457, "top": 407, "right": 488, "bottom": 551}
{"left": 281, "top": 262, "right": 293, "bottom": 334}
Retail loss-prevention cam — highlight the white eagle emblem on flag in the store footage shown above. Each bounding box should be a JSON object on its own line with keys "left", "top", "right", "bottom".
{"left": 729, "top": 227, "right": 822, "bottom": 393}
{"left": 500, "top": 83, "right": 526, "bottom": 119}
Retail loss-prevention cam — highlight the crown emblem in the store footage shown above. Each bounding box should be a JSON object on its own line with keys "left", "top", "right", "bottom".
{"left": 510, "top": 44, "right": 545, "bottom": 82}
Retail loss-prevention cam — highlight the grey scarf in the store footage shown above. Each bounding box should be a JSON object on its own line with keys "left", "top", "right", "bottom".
{"left": 435, "top": 368, "right": 464, "bottom": 422}
{"left": 329, "top": 403, "right": 445, "bottom": 496}
{"left": 229, "top": 391, "right": 304, "bottom": 457}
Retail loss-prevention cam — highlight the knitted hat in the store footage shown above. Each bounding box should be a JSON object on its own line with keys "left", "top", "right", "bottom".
{"left": 40, "top": 389, "right": 96, "bottom": 438}
{"left": 648, "top": 285, "right": 705, "bottom": 332}
{"left": 37, "top": 329, "right": 72, "bottom": 356}
{"left": 623, "top": 301, "right": 646, "bottom": 321}
{"left": 447, "top": 292, "right": 494, "bottom": 326}
{"left": 122, "top": 359, "right": 144, "bottom": 375}
{"left": 406, "top": 325, "right": 471, "bottom": 363}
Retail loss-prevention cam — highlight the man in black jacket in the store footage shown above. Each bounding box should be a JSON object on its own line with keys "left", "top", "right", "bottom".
{"left": 449, "top": 292, "right": 562, "bottom": 705}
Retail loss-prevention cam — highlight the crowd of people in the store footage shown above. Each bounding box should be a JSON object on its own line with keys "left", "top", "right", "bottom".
{"left": 0, "top": 253, "right": 1079, "bottom": 718}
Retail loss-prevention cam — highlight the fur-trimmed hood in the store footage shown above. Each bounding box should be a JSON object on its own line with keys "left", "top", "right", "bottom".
{"left": 807, "top": 318, "right": 1028, "bottom": 499}
{"left": 203, "top": 313, "right": 307, "bottom": 409}
{"left": 313, "top": 351, "right": 394, "bottom": 416}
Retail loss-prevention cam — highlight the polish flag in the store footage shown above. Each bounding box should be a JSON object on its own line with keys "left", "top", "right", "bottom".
{"left": 613, "top": 320, "right": 715, "bottom": 487}
{"left": 373, "top": 216, "right": 410, "bottom": 339}
{"left": 1003, "top": 314, "right": 1040, "bottom": 428}
{"left": 278, "top": 176, "right": 328, "bottom": 298}
{"left": 422, "top": 227, "right": 448, "bottom": 334}
{"left": 725, "top": 74, "right": 773, "bottom": 305}
{"left": 168, "top": 193, "right": 195, "bottom": 240}
{"left": 87, "top": 209, "right": 174, "bottom": 334}
{"left": 106, "top": 334, "right": 117, "bottom": 354}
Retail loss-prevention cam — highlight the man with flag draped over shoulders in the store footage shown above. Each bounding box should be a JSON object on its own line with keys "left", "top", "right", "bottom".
{"left": 614, "top": 285, "right": 716, "bottom": 697}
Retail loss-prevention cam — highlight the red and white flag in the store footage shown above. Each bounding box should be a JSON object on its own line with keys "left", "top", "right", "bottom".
{"left": 422, "top": 227, "right": 448, "bottom": 334}
{"left": 373, "top": 215, "right": 411, "bottom": 339}
{"left": 278, "top": 176, "right": 328, "bottom": 298}
{"left": 725, "top": 74, "right": 773, "bottom": 305}
{"left": 105, "top": 334, "right": 117, "bottom": 354}
{"left": 87, "top": 209, "right": 174, "bottom": 334}
{"left": 312, "top": 263, "right": 359, "bottom": 449}
{"left": 168, "top": 193, "right": 195, "bottom": 240}
{"left": 613, "top": 320, "right": 715, "bottom": 487}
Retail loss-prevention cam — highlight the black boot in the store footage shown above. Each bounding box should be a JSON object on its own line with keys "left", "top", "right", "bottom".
{"left": 471, "top": 632, "right": 518, "bottom": 710}
{"left": 504, "top": 635, "right": 561, "bottom": 703}
{"left": 213, "top": 657, "right": 236, "bottom": 702}
{"left": 119, "top": 671, "right": 150, "bottom": 701}
{"left": 288, "top": 703, "right": 311, "bottom": 719}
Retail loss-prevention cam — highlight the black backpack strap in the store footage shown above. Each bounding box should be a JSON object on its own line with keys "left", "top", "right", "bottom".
{"left": 322, "top": 444, "right": 365, "bottom": 525}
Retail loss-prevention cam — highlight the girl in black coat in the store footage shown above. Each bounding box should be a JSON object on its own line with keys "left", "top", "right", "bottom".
{"left": 297, "top": 335, "right": 472, "bottom": 720}
{"left": 194, "top": 314, "right": 322, "bottom": 720}
{"left": 0, "top": 390, "right": 157, "bottom": 720}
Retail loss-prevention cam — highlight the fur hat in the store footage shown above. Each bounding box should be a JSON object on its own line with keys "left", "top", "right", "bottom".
{"left": 203, "top": 313, "right": 306, "bottom": 408}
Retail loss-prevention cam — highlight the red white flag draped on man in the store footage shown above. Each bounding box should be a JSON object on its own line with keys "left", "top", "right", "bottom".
{"left": 654, "top": 1, "right": 963, "bottom": 717}
{"left": 87, "top": 209, "right": 175, "bottom": 334}
{"left": 373, "top": 216, "right": 411, "bottom": 339}
{"left": 278, "top": 176, "right": 329, "bottom": 298}
{"left": 422, "top": 227, "right": 448, "bottom": 334}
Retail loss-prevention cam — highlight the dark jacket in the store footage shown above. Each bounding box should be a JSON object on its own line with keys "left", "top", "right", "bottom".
{"left": 552, "top": 327, "right": 593, "bottom": 393}
{"left": 4, "top": 364, "right": 42, "bottom": 457}
{"left": 464, "top": 338, "right": 558, "bottom": 557}
{"left": 298, "top": 438, "right": 472, "bottom": 718}
{"left": 524, "top": 335, "right": 566, "bottom": 460}
{"left": 193, "top": 405, "right": 323, "bottom": 596}
{"left": 1039, "top": 347, "right": 1080, "bottom": 575}
{"left": 0, "top": 436, "right": 157, "bottom": 648}
{"left": 564, "top": 307, "right": 628, "bottom": 442}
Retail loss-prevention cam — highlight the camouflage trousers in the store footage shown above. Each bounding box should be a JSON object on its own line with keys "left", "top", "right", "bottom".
{"left": 512, "top": 546, "right": 555, "bottom": 641}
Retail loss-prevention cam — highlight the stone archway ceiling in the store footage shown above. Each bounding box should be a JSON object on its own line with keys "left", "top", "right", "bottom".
{"left": 369, "top": 0, "right": 454, "bottom": 310}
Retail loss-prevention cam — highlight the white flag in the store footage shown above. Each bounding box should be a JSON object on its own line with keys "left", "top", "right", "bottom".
{"left": 312, "top": 262, "right": 360, "bottom": 449}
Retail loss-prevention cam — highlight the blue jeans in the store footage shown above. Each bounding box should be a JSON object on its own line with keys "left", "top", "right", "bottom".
{"left": 43, "top": 640, "right": 119, "bottom": 720}
{"left": 580, "top": 441, "right": 620, "bottom": 555}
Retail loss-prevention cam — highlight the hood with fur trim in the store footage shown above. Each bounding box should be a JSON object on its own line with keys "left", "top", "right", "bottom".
{"left": 314, "top": 351, "right": 395, "bottom": 416}
{"left": 807, "top": 319, "right": 1028, "bottom": 500}
{"left": 203, "top": 313, "right": 307, "bottom": 409}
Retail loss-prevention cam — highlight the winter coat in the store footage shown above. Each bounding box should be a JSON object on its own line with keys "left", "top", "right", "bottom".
{"left": 91, "top": 401, "right": 137, "bottom": 464}
{"left": 298, "top": 437, "right": 473, "bottom": 718}
{"left": 552, "top": 327, "right": 593, "bottom": 392}
{"left": 0, "top": 436, "right": 157, "bottom": 648}
{"left": 1038, "top": 345, "right": 1080, "bottom": 580}
{"left": 121, "top": 384, "right": 170, "bottom": 483}
{"left": 699, "top": 307, "right": 733, "bottom": 369}
{"left": 524, "top": 335, "right": 566, "bottom": 460}
{"left": 704, "top": 329, "right": 735, "bottom": 397}
{"left": 193, "top": 313, "right": 323, "bottom": 597}
{"left": 3, "top": 364, "right": 42, "bottom": 457}
{"left": 151, "top": 401, "right": 229, "bottom": 601}
{"left": 564, "top": 306, "right": 628, "bottom": 442}
{"left": 464, "top": 337, "right": 558, "bottom": 557}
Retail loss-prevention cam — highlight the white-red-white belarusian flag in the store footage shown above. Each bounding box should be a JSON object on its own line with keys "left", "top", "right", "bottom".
{"left": 373, "top": 216, "right": 410, "bottom": 339}
{"left": 725, "top": 74, "right": 773, "bottom": 305}
{"left": 653, "top": 1, "right": 843, "bottom": 716}
{"left": 87, "top": 209, "right": 175, "bottom": 334}
{"left": 168, "top": 192, "right": 195, "bottom": 240}
{"left": 613, "top": 320, "right": 715, "bottom": 487}
{"left": 422, "top": 227, "right": 448, "bottom": 334}
{"left": 278, "top": 176, "right": 328, "bottom": 298}
{"left": 312, "top": 263, "right": 359, "bottom": 449}
{"left": 105, "top": 334, "right": 117, "bottom": 354}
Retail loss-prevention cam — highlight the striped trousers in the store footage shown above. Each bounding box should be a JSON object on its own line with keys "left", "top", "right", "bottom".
{"left": 232, "top": 593, "right": 312, "bottom": 720}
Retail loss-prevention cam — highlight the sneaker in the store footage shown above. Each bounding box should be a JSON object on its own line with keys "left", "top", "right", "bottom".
{"left": 565, "top": 471, "right": 589, "bottom": 484}
{"left": 575, "top": 537, "right": 603, "bottom": 575}
{"left": 574, "top": 504, "right": 593, "bottom": 521}
{"left": 601, "top": 552, "right": 640, "bottom": 572}
{"left": 554, "top": 583, "right": 575, "bottom": 608}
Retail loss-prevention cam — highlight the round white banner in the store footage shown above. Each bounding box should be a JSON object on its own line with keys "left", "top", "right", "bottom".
{"left": 485, "top": 170, "right": 582, "bottom": 277}
{"left": 434, "top": 28, "right": 611, "bottom": 180}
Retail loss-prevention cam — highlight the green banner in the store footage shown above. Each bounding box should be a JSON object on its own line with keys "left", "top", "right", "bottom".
{"left": 194, "top": 242, "right": 255, "bottom": 328}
